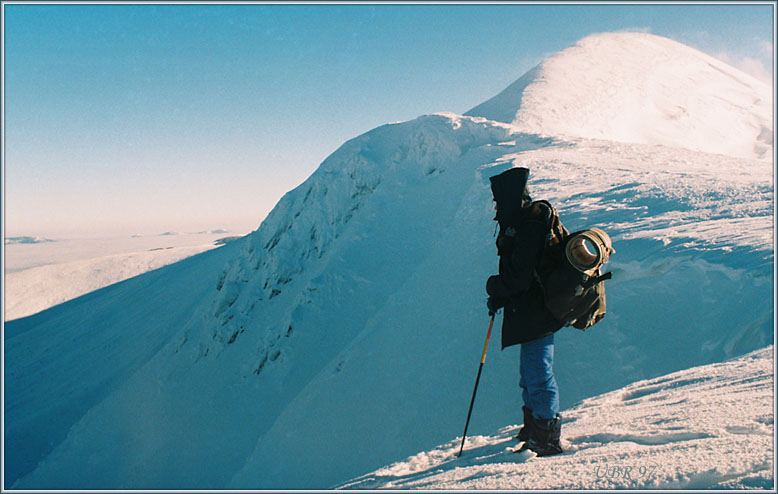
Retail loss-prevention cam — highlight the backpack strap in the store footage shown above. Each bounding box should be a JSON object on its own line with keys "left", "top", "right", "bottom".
{"left": 581, "top": 271, "right": 612, "bottom": 290}
{"left": 532, "top": 200, "right": 568, "bottom": 247}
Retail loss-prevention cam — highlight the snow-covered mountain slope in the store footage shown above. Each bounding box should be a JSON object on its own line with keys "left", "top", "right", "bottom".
{"left": 466, "top": 32, "right": 773, "bottom": 161}
{"left": 227, "top": 132, "right": 773, "bottom": 490}
{"left": 4, "top": 234, "right": 236, "bottom": 321}
{"left": 4, "top": 32, "right": 773, "bottom": 490}
{"left": 341, "top": 346, "right": 774, "bottom": 490}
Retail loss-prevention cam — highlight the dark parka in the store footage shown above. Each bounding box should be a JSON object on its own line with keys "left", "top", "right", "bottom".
{"left": 486, "top": 167, "right": 564, "bottom": 349}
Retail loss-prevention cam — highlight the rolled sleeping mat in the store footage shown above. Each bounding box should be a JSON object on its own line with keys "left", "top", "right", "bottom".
{"left": 565, "top": 228, "right": 614, "bottom": 275}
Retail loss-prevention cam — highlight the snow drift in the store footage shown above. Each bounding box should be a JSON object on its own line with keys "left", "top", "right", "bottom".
{"left": 341, "top": 346, "right": 774, "bottom": 490}
{"left": 4, "top": 32, "right": 773, "bottom": 489}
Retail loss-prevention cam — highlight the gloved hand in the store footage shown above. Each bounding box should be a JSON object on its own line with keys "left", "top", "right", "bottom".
{"left": 487, "top": 296, "right": 503, "bottom": 316}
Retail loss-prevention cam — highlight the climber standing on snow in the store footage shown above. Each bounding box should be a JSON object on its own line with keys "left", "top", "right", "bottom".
{"left": 478, "top": 166, "right": 614, "bottom": 457}
{"left": 485, "top": 166, "right": 565, "bottom": 457}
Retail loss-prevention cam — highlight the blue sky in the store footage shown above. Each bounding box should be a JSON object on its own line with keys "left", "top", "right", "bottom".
{"left": 3, "top": 3, "right": 774, "bottom": 237}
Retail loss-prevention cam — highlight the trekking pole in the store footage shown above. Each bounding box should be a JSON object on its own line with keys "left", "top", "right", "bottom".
{"left": 457, "top": 314, "right": 495, "bottom": 457}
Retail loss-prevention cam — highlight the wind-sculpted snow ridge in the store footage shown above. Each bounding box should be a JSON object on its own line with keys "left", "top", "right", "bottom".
{"left": 200, "top": 114, "right": 531, "bottom": 367}
{"left": 339, "top": 346, "right": 774, "bottom": 490}
{"left": 467, "top": 32, "right": 773, "bottom": 161}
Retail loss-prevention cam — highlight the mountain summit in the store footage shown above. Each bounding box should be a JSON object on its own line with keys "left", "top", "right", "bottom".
{"left": 5, "top": 33, "right": 773, "bottom": 489}
{"left": 467, "top": 32, "right": 773, "bottom": 160}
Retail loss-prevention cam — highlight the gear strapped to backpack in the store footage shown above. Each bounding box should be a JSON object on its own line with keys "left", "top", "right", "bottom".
{"left": 532, "top": 200, "right": 614, "bottom": 330}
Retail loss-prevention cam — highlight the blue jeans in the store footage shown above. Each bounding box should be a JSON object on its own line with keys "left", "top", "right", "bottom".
{"left": 519, "top": 334, "right": 559, "bottom": 420}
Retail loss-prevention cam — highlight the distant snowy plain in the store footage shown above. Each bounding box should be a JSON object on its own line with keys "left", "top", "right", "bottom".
{"left": 4, "top": 32, "right": 774, "bottom": 490}
{"left": 4, "top": 232, "right": 242, "bottom": 321}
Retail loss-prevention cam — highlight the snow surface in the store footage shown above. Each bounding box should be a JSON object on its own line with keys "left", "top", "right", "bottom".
{"left": 340, "top": 346, "right": 774, "bottom": 490}
{"left": 4, "top": 232, "right": 239, "bottom": 321}
{"left": 467, "top": 32, "right": 773, "bottom": 162}
{"left": 4, "top": 32, "right": 774, "bottom": 490}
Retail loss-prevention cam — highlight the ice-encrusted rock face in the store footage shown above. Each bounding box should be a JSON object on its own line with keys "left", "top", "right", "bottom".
{"left": 467, "top": 32, "right": 773, "bottom": 161}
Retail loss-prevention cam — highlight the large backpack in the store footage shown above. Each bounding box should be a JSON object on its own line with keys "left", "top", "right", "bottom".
{"left": 533, "top": 200, "right": 614, "bottom": 330}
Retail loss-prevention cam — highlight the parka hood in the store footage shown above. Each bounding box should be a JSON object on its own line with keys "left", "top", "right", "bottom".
{"left": 490, "top": 167, "right": 532, "bottom": 225}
